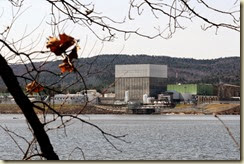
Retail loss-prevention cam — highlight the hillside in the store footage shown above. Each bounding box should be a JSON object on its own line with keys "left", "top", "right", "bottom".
{"left": 0, "top": 54, "right": 240, "bottom": 93}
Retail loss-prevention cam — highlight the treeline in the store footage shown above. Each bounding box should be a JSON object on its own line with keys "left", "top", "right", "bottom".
{"left": 0, "top": 54, "right": 240, "bottom": 93}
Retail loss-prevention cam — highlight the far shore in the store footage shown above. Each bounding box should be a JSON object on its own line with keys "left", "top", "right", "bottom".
{"left": 0, "top": 103, "right": 240, "bottom": 115}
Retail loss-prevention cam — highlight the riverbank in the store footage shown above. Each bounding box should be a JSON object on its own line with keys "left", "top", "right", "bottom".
{"left": 161, "top": 103, "right": 240, "bottom": 115}
{"left": 0, "top": 103, "right": 240, "bottom": 115}
{"left": 0, "top": 104, "right": 126, "bottom": 114}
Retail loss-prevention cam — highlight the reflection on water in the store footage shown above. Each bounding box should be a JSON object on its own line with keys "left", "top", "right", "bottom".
{"left": 0, "top": 114, "right": 240, "bottom": 160}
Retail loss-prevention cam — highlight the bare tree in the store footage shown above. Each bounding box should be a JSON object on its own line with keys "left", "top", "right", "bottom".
{"left": 46, "top": 0, "right": 239, "bottom": 40}
{"left": 0, "top": 0, "right": 240, "bottom": 160}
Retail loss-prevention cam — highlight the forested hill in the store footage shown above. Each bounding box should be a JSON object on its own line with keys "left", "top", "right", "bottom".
{"left": 1, "top": 54, "right": 240, "bottom": 93}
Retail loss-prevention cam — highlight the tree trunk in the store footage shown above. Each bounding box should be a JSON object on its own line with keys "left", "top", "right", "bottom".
{"left": 0, "top": 54, "right": 59, "bottom": 160}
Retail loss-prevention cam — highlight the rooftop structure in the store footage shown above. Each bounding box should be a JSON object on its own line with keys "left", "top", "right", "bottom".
{"left": 115, "top": 64, "right": 167, "bottom": 78}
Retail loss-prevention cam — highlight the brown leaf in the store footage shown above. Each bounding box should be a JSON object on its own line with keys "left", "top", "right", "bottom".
{"left": 46, "top": 33, "right": 76, "bottom": 56}
{"left": 46, "top": 37, "right": 60, "bottom": 48}
{"left": 59, "top": 33, "right": 75, "bottom": 52}
{"left": 68, "top": 46, "right": 78, "bottom": 61}
{"left": 46, "top": 37, "right": 62, "bottom": 56}
{"left": 58, "top": 62, "right": 74, "bottom": 73}
{"left": 26, "top": 81, "right": 44, "bottom": 94}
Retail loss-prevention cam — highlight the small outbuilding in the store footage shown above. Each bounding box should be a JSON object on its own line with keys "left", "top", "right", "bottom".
{"left": 217, "top": 84, "right": 240, "bottom": 100}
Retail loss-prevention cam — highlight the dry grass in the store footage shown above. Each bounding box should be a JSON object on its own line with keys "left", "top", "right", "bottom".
{"left": 0, "top": 104, "right": 125, "bottom": 114}
{"left": 175, "top": 104, "right": 193, "bottom": 108}
{"left": 162, "top": 103, "right": 240, "bottom": 115}
{"left": 203, "top": 104, "right": 240, "bottom": 113}
{"left": 0, "top": 104, "right": 85, "bottom": 114}
{"left": 0, "top": 103, "right": 239, "bottom": 115}
{"left": 0, "top": 104, "right": 21, "bottom": 113}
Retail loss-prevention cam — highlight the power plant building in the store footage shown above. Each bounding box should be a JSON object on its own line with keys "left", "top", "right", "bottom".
{"left": 115, "top": 64, "right": 167, "bottom": 101}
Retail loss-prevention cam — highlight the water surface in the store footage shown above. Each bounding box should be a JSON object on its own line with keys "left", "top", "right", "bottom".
{"left": 0, "top": 114, "right": 240, "bottom": 160}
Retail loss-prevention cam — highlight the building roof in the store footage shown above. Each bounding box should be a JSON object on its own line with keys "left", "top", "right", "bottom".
{"left": 219, "top": 83, "right": 240, "bottom": 87}
{"left": 115, "top": 64, "right": 167, "bottom": 78}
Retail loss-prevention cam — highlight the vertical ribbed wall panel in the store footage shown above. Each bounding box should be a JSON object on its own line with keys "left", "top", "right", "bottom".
{"left": 115, "top": 77, "right": 153, "bottom": 101}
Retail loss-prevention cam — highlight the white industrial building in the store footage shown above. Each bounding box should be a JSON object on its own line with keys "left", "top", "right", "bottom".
{"left": 115, "top": 64, "right": 168, "bottom": 102}
{"left": 50, "top": 90, "right": 102, "bottom": 105}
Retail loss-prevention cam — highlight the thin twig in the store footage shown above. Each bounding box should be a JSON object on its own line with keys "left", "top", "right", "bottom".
{"left": 213, "top": 114, "right": 240, "bottom": 150}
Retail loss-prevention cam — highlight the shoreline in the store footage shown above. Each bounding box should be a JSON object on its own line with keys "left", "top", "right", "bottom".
{"left": 0, "top": 103, "right": 240, "bottom": 115}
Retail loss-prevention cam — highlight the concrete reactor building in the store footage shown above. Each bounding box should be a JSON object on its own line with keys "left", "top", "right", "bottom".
{"left": 115, "top": 64, "right": 167, "bottom": 102}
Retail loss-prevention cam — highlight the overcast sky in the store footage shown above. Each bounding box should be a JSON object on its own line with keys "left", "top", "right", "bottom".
{"left": 0, "top": 0, "right": 240, "bottom": 60}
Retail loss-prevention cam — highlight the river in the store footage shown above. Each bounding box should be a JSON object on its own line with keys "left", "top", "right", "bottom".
{"left": 0, "top": 114, "right": 240, "bottom": 160}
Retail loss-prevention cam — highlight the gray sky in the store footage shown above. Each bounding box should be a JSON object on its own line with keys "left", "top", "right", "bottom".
{"left": 0, "top": 0, "right": 240, "bottom": 60}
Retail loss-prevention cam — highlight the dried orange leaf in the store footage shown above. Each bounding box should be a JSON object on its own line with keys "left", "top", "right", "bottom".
{"left": 46, "top": 33, "right": 76, "bottom": 56}
{"left": 59, "top": 33, "right": 75, "bottom": 52}
{"left": 58, "top": 62, "right": 74, "bottom": 73}
{"left": 46, "top": 37, "right": 62, "bottom": 56}
{"left": 26, "top": 81, "right": 44, "bottom": 94}
{"left": 46, "top": 37, "right": 60, "bottom": 48}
